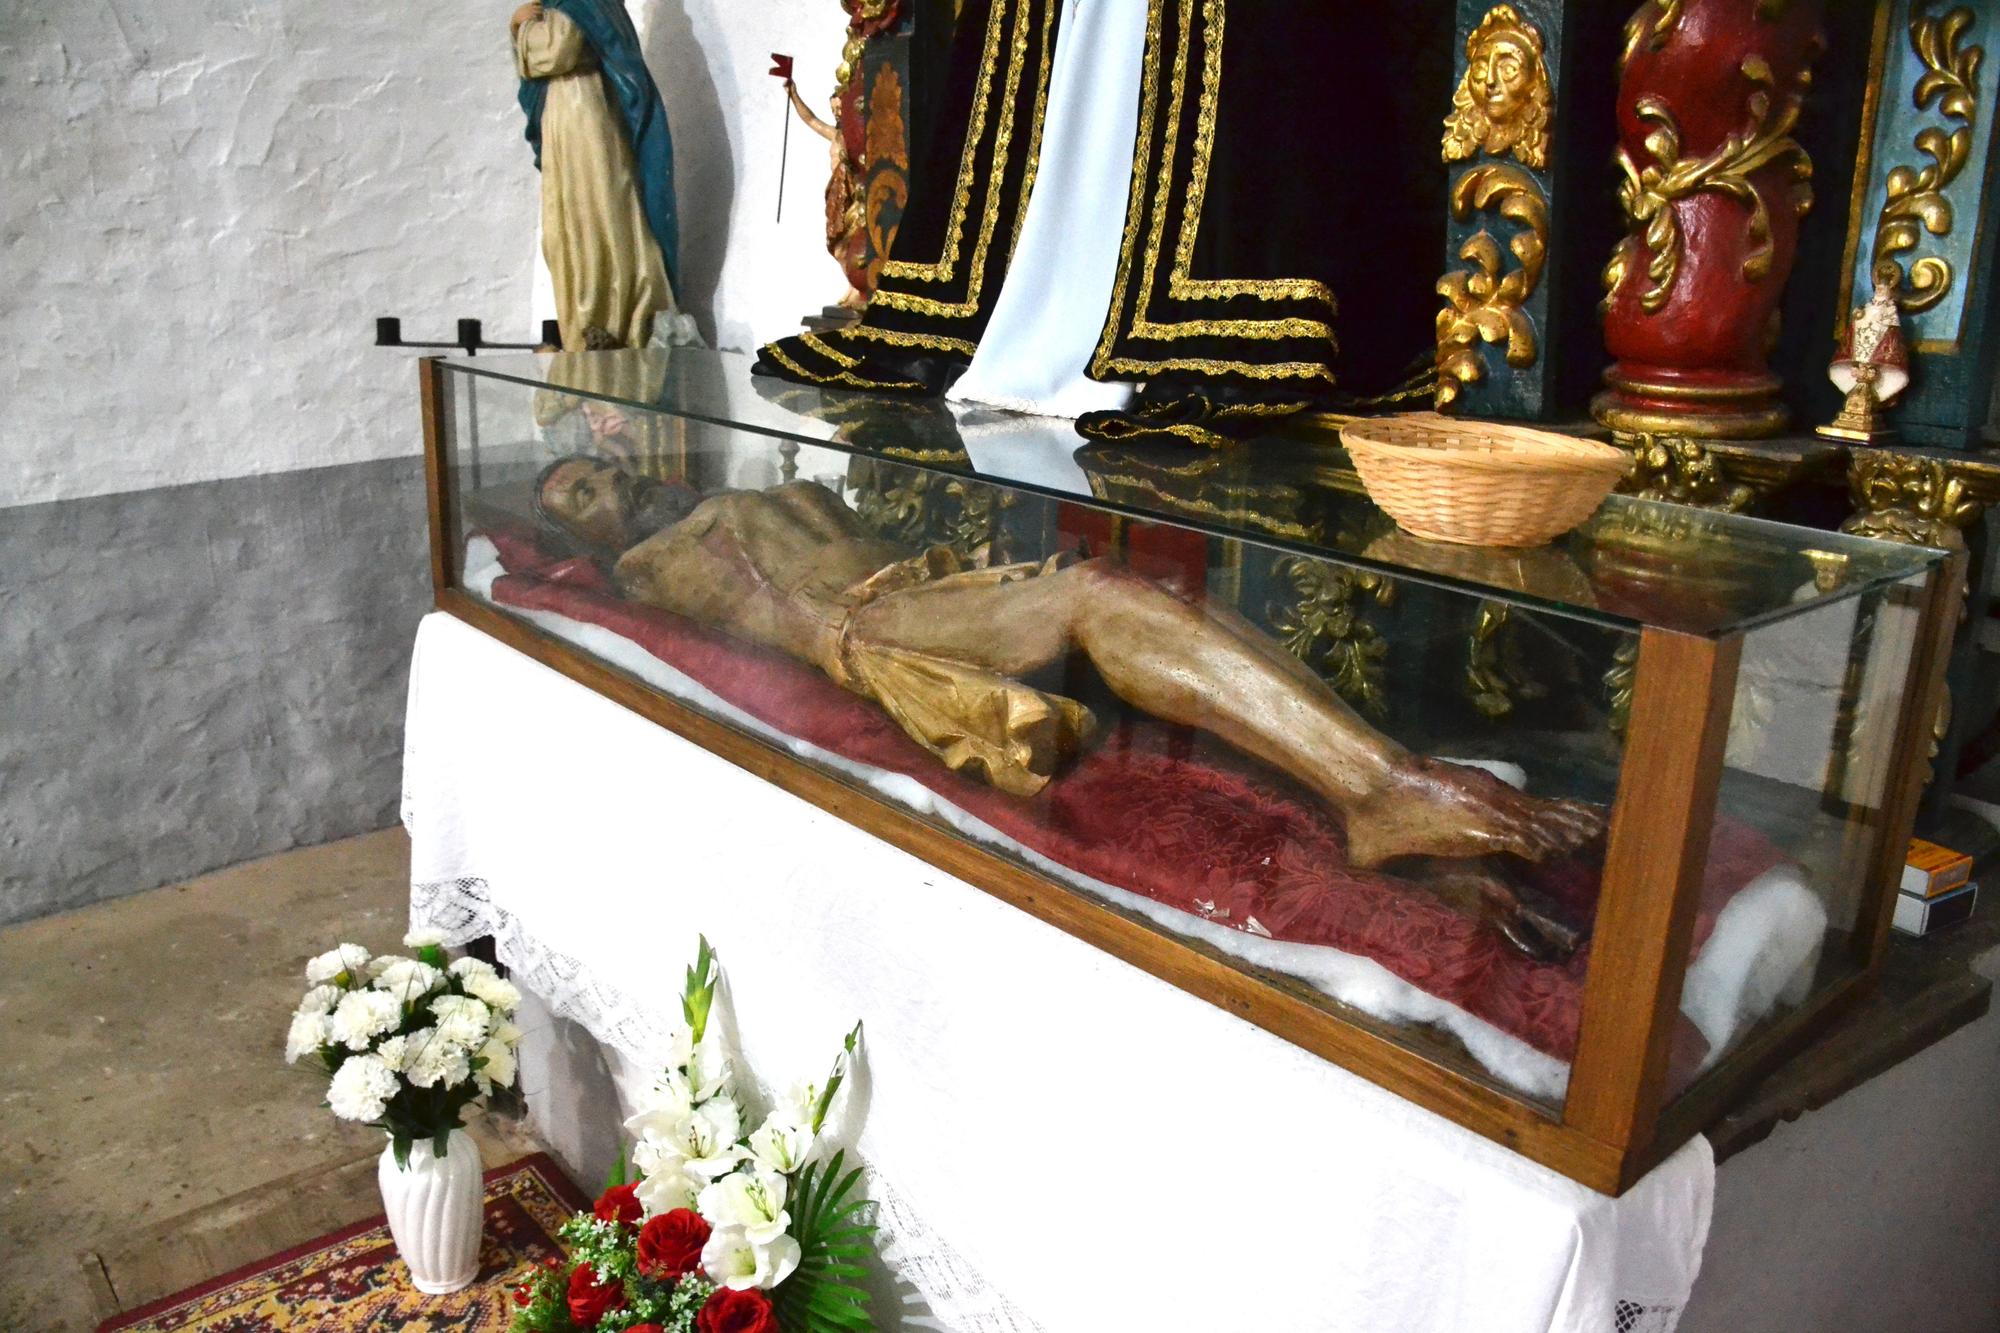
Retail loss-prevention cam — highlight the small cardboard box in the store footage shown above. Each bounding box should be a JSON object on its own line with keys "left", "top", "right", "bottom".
{"left": 1892, "top": 881, "right": 1979, "bottom": 936}
{"left": 1902, "top": 838, "right": 1973, "bottom": 899}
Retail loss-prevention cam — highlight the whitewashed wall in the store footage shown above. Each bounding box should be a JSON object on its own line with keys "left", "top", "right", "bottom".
{"left": 0, "top": 0, "right": 849, "bottom": 508}
{"left": 618, "top": 0, "right": 854, "bottom": 352}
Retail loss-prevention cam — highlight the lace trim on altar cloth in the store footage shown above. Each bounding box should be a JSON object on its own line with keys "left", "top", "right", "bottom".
{"left": 1614, "top": 1298, "right": 1685, "bottom": 1333}
{"left": 411, "top": 874, "right": 679, "bottom": 1065}
{"left": 409, "top": 875, "right": 1047, "bottom": 1333}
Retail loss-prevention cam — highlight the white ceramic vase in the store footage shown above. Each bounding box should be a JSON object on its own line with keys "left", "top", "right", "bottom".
{"left": 377, "top": 1128, "right": 483, "bottom": 1294}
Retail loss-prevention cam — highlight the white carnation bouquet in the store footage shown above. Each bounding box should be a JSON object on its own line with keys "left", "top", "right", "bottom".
{"left": 285, "top": 928, "right": 524, "bottom": 1168}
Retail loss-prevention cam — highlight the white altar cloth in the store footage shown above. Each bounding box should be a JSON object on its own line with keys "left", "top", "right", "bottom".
{"left": 403, "top": 611, "right": 1713, "bottom": 1333}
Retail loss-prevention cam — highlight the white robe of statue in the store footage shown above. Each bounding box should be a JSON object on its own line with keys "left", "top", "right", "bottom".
{"left": 948, "top": 0, "right": 1149, "bottom": 420}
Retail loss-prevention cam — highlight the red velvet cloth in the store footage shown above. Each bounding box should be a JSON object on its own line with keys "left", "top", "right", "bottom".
{"left": 479, "top": 532, "right": 1781, "bottom": 1077}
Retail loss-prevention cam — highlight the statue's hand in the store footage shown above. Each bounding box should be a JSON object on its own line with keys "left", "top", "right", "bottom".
{"left": 509, "top": 2, "right": 543, "bottom": 37}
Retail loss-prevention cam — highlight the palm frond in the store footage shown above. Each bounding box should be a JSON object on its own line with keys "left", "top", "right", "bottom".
{"left": 774, "top": 1150, "right": 878, "bottom": 1332}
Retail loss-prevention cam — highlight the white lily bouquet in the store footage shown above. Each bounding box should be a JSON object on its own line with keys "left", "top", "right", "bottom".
{"left": 285, "top": 928, "right": 524, "bottom": 1167}
{"left": 508, "top": 939, "right": 873, "bottom": 1333}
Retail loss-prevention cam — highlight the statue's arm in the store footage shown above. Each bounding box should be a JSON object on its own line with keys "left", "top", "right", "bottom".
{"left": 514, "top": 4, "right": 588, "bottom": 80}
{"left": 785, "top": 81, "right": 839, "bottom": 143}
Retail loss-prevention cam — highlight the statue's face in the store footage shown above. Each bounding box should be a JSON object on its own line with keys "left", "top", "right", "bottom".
{"left": 1469, "top": 34, "right": 1533, "bottom": 124}
{"left": 538, "top": 458, "right": 637, "bottom": 551}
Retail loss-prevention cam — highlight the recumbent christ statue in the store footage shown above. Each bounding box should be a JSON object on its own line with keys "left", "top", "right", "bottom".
{"left": 532, "top": 457, "right": 1604, "bottom": 959}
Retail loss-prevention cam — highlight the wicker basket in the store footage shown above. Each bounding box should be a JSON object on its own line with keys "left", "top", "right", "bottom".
{"left": 1340, "top": 413, "right": 1630, "bottom": 548}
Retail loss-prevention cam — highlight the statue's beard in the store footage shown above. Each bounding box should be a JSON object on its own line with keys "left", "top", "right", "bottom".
{"left": 618, "top": 476, "right": 700, "bottom": 547}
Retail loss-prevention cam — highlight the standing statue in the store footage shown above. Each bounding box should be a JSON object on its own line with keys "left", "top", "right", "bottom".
{"left": 530, "top": 457, "right": 1606, "bottom": 959}
{"left": 513, "top": 0, "right": 691, "bottom": 351}
{"left": 772, "top": 0, "right": 907, "bottom": 310}
{"left": 1817, "top": 277, "right": 1910, "bottom": 443}
{"left": 776, "top": 65, "right": 868, "bottom": 310}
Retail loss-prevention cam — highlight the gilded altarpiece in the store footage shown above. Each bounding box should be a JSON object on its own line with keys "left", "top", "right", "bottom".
{"left": 1837, "top": 0, "right": 2000, "bottom": 449}
{"left": 1436, "top": 2, "right": 1625, "bottom": 422}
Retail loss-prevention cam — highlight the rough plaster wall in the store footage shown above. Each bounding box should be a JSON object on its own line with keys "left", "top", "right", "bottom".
{"left": 0, "top": 0, "right": 853, "bottom": 919}
{"left": 0, "top": 1, "right": 539, "bottom": 507}
{"left": 0, "top": 458, "right": 432, "bottom": 926}
{"left": 623, "top": 0, "right": 854, "bottom": 351}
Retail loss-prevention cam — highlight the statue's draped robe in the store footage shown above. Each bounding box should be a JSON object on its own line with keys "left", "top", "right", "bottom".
{"left": 517, "top": 3, "right": 681, "bottom": 351}
{"left": 610, "top": 484, "right": 1094, "bottom": 796}
{"left": 754, "top": 0, "right": 1428, "bottom": 444}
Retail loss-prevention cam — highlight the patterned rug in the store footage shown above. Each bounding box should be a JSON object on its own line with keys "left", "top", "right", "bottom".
{"left": 97, "top": 1153, "right": 587, "bottom": 1332}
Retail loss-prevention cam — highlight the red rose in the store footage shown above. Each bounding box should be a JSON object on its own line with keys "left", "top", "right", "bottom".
{"left": 594, "top": 1183, "right": 643, "bottom": 1227}
{"left": 697, "top": 1286, "right": 779, "bottom": 1333}
{"left": 627, "top": 1327, "right": 665, "bottom": 1333}
{"left": 636, "top": 1208, "right": 712, "bottom": 1279}
{"left": 566, "top": 1261, "right": 627, "bottom": 1328}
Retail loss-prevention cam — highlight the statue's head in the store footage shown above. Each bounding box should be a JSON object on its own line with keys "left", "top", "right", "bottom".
{"left": 532, "top": 455, "right": 701, "bottom": 555}
{"left": 1442, "top": 6, "right": 1551, "bottom": 170}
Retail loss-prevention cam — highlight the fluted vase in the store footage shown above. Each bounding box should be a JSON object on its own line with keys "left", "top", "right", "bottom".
{"left": 377, "top": 1129, "right": 483, "bottom": 1294}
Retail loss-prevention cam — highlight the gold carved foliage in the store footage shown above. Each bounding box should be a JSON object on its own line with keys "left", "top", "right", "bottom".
{"left": 1605, "top": 53, "right": 1816, "bottom": 314}
{"left": 1872, "top": 5, "right": 1985, "bottom": 314}
{"left": 1436, "top": 164, "right": 1548, "bottom": 409}
{"left": 1443, "top": 5, "right": 1553, "bottom": 170}
{"left": 1618, "top": 433, "right": 1756, "bottom": 512}
{"left": 1270, "top": 558, "right": 1395, "bottom": 717}
{"left": 1620, "top": 0, "right": 1684, "bottom": 71}
{"left": 850, "top": 462, "right": 1010, "bottom": 564}
{"left": 1840, "top": 451, "right": 1979, "bottom": 548}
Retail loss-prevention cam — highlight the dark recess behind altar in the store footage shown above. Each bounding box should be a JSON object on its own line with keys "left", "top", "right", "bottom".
{"left": 0, "top": 458, "right": 430, "bottom": 926}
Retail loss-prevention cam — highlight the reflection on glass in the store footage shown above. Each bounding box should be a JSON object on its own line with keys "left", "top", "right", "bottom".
{"left": 439, "top": 350, "right": 1941, "bottom": 1109}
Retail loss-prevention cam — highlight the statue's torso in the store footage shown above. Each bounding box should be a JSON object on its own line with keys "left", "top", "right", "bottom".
{"left": 611, "top": 484, "right": 909, "bottom": 665}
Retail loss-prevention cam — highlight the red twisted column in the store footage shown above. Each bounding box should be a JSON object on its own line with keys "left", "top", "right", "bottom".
{"left": 1593, "top": 0, "right": 1825, "bottom": 438}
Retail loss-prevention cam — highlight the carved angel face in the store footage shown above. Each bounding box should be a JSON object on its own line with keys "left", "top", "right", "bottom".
{"left": 1443, "top": 7, "right": 1551, "bottom": 170}
{"left": 1469, "top": 33, "right": 1535, "bottom": 124}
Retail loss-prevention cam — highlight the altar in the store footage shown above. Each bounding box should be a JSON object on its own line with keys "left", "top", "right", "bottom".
{"left": 403, "top": 610, "right": 1715, "bottom": 1333}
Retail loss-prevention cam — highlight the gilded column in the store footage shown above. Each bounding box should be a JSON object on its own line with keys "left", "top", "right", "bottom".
{"left": 1593, "top": 0, "right": 1826, "bottom": 439}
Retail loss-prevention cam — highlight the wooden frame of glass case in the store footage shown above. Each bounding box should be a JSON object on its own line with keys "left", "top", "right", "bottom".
{"left": 417, "top": 356, "right": 1960, "bottom": 1193}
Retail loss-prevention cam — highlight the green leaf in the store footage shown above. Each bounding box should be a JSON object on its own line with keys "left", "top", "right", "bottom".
{"left": 774, "top": 1149, "right": 879, "bottom": 1333}
{"left": 433, "top": 1128, "right": 451, "bottom": 1160}
{"left": 682, "top": 936, "right": 718, "bottom": 1044}
{"left": 604, "top": 1147, "right": 627, "bottom": 1191}
{"left": 392, "top": 1135, "right": 412, "bottom": 1171}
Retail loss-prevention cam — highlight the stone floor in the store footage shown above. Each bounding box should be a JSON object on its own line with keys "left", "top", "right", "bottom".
{"left": 0, "top": 828, "right": 541, "bottom": 1333}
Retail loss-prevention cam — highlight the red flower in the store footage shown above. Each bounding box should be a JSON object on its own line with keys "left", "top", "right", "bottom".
{"left": 698, "top": 1286, "right": 779, "bottom": 1333}
{"left": 628, "top": 1327, "right": 666, "bottom": 1333}
{"left": 594, "top": 1182, "right": 644, "bottom": 1227}
{"left": 636, "top": 1208, "right": 712, "bottom": 1279}
{"left": 566, "top": 1261, "right": 627, "bottom": 1328}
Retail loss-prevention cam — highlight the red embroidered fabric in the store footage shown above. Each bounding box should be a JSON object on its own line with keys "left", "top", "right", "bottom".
{"left": 479, "top": 533, "right": 1782, "bottom": 1079}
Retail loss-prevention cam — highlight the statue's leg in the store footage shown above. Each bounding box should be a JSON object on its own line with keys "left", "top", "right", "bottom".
{"left": 849, "top": 559, "right": 1601, "bottom": 867}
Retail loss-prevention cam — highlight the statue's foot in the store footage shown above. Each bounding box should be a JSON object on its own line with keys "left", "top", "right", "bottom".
{"left": 1344, "top": 757, "right": 1603, "bottom": 870}
{"left": 1403, "top": 858, "right": 1588, "bottom": 962}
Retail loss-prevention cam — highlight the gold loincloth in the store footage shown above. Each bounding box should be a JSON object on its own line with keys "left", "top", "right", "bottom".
{"left": 829, "top": 548, "right": 1096, "bottom": 798}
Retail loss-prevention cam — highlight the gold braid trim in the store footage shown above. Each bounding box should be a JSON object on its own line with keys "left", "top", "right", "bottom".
{"left": 1087, "top": 0, "right": 1166, "bottom": 378}
{"left": 1161, "top": 0, "right": 1336, "bottom": 312}
{"left": 1079, "top": 416, "right": 1236, "bottom": 448}
{"left": 871, "top": 0, "right": 1055, "bottom": 320}
{"left": 762, "top": 342, "right": 926, "bottom": 392}
{"left": 800, "top": 332, "right": 861, "bottom": 368}
{"left": 1090, "top": 0, "right": 1338, "bottom": 380}
{"left": 841, "top": 322, "right": 981, "bottom": 356}
{"left": 878, "top": 0, "right": 1010, "bottom": 286}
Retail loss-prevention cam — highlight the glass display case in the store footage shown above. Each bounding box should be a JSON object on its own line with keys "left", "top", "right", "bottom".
{"left": 418, "top": 346, "right": 1954, "bottom": 1192}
